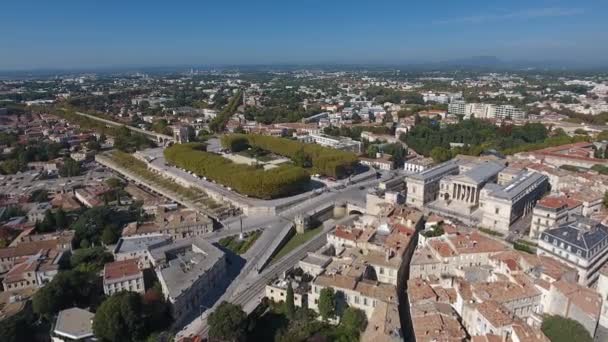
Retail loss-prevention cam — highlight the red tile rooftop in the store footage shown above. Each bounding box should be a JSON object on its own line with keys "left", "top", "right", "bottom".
{"left": 333, "top": 227, "right": 363, "bottom": 241}
{"left": 537, "top": 195, "right": 581, "bottom": 209}
{"left": 476, "top": 300, "right": 514, "bottom": 328}
{"left": 104, "top": 259, "right": 141, "bottom": 282}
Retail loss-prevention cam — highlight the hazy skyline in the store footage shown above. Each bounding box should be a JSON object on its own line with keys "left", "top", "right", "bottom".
{"left": 2, "top": 0, "right": 607, "bottom": 70}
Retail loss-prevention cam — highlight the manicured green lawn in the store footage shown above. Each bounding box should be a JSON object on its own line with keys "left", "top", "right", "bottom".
{"left": 270, "top": 225, "right": 323, "bottom": 264}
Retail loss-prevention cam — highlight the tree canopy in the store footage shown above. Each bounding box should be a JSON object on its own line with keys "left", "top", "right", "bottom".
{"left": 33, "top": 269, "right": 100, "bottom": 320}
{"left": 164, "top": 143, "right": 310, "bottom": 199}
{"left": 207, "top": 301, "right": 248, "bottom": 342}
{"left": 93, "top": 292, "right": 147, "bottom": 342}
{"left": 339, "top": 307, "right": 368, "bottom": 340}
{"left": 541, "top": 315, "right": 592, "bottom": 342}
{"left": 318, "top": 287, "right": 336, "bottom": 321}
{"left": 285, "top": 282, "right": 295, "bottom": 320}
{"left": 221, "top": 134, "right": 358, "bottom": 178}
{"left": 403, "top": 118, "right": 587, "bottom": 158}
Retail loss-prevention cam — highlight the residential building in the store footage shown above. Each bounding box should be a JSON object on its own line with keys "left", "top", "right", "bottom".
{"left": 544, "top": 280, "right": 601, "bottom": 338}
{"left": 103, "top": 258, "right": 145, "bottom": 295}
{"left": 494, "top": 105, "right": 527, "bottom": 120}
{"left": 122, "top": 208, "right": 214, "bottom": 239}
{"left": 597, "top": 265, "right": 608, "bottom": 328}
{"left": 537, "top": 216, "right": 608, "bottom": 286}
{"left": 359, "top": 154, "right": 394, "bottom": 171}
{"left": 0, "top": 231, "right": 74, "bottom": 273}
{"left": 527, "top": 142, "right": 608, "bottom": 169}
{"left": 113, "top": 234, "right": 172, "bottom": 268}
{"left": 529, "top": 196, "right": 582, "bottom": 239}
{"left": 2, "top": 249, "right": 65, "bottom": 291}
{"left": 149, "top": 237, "right": 227, "bottom": 326}
{"left": 298, "top": 133, "right": 362, "bottom": 153}
{"left": 410, "top": 301, "right": 467, "bottom": 342}
{"left": 27, "top": 202, "right": 52, "bottom": 222}
{"left": 403, "top": 156, "right": 434, "bottom": 174}
{"left": 419, "top": 230, "right": 508, "bottom": 278}
{"left": 265, "top": 278, "right": 306, "bottom": 308}
{"left": 360, "top": 301, "right": 402, "bottom": 341}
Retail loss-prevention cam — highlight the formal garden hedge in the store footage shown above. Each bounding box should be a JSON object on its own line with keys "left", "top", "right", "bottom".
{"left": 164, "top": 143, "right": 310, "bottom": 199}
{"left": 220, "top": 134, "right": 358, "bottom": 178}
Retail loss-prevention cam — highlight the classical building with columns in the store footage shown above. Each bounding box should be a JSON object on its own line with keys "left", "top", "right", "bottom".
{"left": 437, "top": 161, "right": 505, "bottom": 210}
{"left": 406, "top": 157, "right": 548, "bottom": 233}
{"left": 478, "top": 170, "right": 549, "bottom": 233}
{"left": 405, "top": 160, "right": 460, "bottom": 208}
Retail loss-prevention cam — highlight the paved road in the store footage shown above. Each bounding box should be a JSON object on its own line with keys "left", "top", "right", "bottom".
{"left": 191, "top": 215, "right": 356, "bottom": 338}
{"left": 175, "top": 171, "right": 397, "bottom": 339}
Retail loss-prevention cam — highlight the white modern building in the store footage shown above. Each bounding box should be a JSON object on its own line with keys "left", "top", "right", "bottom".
{"left": 298, "top": 133, "right": 362, "bottom": 153}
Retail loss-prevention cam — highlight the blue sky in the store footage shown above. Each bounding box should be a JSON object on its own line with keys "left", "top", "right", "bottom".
{"left": 1, "top": 0, "right": 607, "bottom": 70}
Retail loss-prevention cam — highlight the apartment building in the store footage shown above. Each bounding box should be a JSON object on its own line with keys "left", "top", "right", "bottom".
{"left": 149, "top": 237, "right": 227, "bottom": 326}
{"left": 0, "top": 231, "right": 74, "bottom": 273}
{"left": 544, "top": 280, "right": 601, "bottom": 338}
{"left": 537, "top": 216, "right": 608, "bottom": 286}
{"left": 2, "top": 249, "right": 65, "bottom": 292}
{"left": 122, "top": 208, "right": 214, "bottom": 239}
{"left": 529, "top": 196, "right": 582, "bottom": 239}
{"left": 298, "top": 133, "right": 362, "bottom": 153}
{"left": 103, "top": 258, "right": 145, "bottom": 295}
{"left": 113, "top": 234, "right": 172, "bottom": 268}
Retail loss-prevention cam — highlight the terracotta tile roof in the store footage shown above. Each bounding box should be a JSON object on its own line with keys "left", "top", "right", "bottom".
{"left": 551, "top": 280, "right": 601, "bottom": 318}
{"left": 537, "top": 195, "right": 581, "bottom": 210}
{"left": 411, "top": 302, "right": 467, "bottom": 342}
{"left": 449, "top": 232, "right": 507, "bottom": 255}
{"left": 511, "top": 322, "right": 551, "bottom": 342}
{"left": 0, "top": 239, "right": 66, "bottom": 259}
{"left": 471, "top": 335, "right": 503, "bottom": 342}
{"left": 333, "top": 227, "right": 363, "bottom": 241}
{"left": 315, "top": 273, "right": 357, "bottom": 291}
{"left": 355, "top": 280, "right": 398, "bottom": 303}
{"left": 429, "top": 240, "right": 456, "bottom": 258}
{"left": 472, "top": 281, "right": 540, "bottom": 304}
{"left": 103, "top": 259, "right": 141, "bottom": 282}
{"left": 407, "top": 278, "right": 438, "bottom": 303}
{"left": 476, "top": 300, "right": 514, "bottom": 328}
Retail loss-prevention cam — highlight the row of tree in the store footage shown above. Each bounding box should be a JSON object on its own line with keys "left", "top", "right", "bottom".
{"left": 221, "top": 134, "right": 359, "bottom": 178}
{"left": 209, "top": 90, "right": 243, "bottom": 132}
{"left": 164, "top": 143, "right": 311, "bottom": 199}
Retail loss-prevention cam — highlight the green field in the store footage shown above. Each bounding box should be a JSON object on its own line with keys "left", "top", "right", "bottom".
{"left": 270, "top": 225, "right": 323, "bottom": 264}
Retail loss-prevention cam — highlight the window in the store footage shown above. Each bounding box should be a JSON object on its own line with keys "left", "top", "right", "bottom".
{"left": 495, "top": 208, "right": 500, "bottom": 214}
